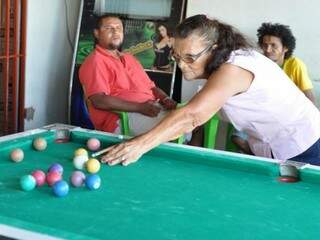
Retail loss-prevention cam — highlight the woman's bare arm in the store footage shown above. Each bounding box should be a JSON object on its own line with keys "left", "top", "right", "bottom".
{"left": 101, "top": 64, "right": 253, "bottom": 165}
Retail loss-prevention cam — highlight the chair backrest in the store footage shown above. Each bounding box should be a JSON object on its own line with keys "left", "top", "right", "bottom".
{"left": 70, "top": 73, "right": 94, "bottom": 129}
{"left": 203, "top": 115, "right": 238, "bottom": 152}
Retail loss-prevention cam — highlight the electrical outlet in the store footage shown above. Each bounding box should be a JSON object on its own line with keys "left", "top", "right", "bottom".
{"left": 24, "top": 107, "right": 35, "bottom": 121}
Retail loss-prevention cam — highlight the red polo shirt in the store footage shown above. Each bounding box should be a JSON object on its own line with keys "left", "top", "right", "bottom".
{"left": 79, "top": 45, "right": 156, "bottom": 132}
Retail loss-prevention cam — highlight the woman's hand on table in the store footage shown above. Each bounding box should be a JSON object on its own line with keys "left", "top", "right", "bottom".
{"left": 100, "top": 138, "right": 146, "bottom": 166}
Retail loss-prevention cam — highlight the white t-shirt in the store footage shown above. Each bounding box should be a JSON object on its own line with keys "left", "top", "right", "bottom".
{"left": 220, "top": 49, "right": 320, "bottom": 160}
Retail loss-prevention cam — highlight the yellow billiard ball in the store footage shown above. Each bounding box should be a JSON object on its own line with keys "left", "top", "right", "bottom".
{"left": 86, "top": 158, "right": 101, "bottom": 174}
{"left": 74, "top": 148, "right": 88, "bottom": 157}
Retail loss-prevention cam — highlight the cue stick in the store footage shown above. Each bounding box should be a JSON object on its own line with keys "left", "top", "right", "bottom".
{"left": 91, "top": 135, "right": 125, "bottom": 158}
{"left": 91, "top": 148, "right": 110, "bottom": 158}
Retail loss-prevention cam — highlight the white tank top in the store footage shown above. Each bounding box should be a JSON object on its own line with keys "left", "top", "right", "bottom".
{"left": 220, "top": 49, "right": 320, "bottom": 160}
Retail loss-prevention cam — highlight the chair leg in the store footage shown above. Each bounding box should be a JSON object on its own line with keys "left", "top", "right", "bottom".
{"left": 113, "top": 111, "right": 131, "bottom": 136}
{"left": 203, "top": 115, "right": 219, "bottom": 149}
{"left": 172, "top": 135, "right": 184, "bottom": 144}
{"left": 225, "top": 124, "right": 238, "bottom": 152}
{"left": 119, "top": 112, "right": 130, "bottom": 136}
{"left": 169, "top": 103, "right": 187, "bottom": 144}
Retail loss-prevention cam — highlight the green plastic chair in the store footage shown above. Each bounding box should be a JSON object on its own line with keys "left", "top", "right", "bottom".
{"left": 202, "top": 115, "right": 238, "bottom": 151}
{"left": 203, "top": 114, "right": 220, "bottom": 149}
{"left": 225, "top": 124, "right": 239, "bottom": 152}
{"left": 114, "top": 110, "right": 237, "bottom": 150}
{"left": 114, "top": 111, "right": 184, "bottom": 144}
{"left": 82, "top": 85, "right": 132, "bottom": 138}
{"left": 113, "top": 111, "right": 130, "bottom": 136}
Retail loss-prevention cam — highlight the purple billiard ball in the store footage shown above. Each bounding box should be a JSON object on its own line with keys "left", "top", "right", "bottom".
{"left": 85, "top": 174, "right": 101, "bottom": 190}
{"left": 48, "top": 163, "right": 63, "bottom": 175}
{"left": 70, "top": 171, "right": 86, "bottom": 187}
{"left": 52, "top": 180, "right": 69, "bottom": 197}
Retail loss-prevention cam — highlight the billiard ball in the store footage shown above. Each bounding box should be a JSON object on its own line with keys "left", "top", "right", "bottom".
{"left": 48, "top": 163, "right": 63, "bottom": 175}
{"left": 70, "top": 171, "right": 86, "bottom": 187}
{"left": 277, "top": 176, "right": 299, "bottom": 183}
{"left": 10, "top": 148, "right": 24, "bottom": 163}
{"left": 86, "top": 138, "right": 101, "bottom": 151}
{"left": 33, "top": 137, "right": 47, "bottom": 151}
{"left": 85, "top": 174, "right": 101, "bottom": 190}
{"left": 20, "top": 175, "right": 36, "bottom": 191}
{"left": 31, "top": 170, "right": 46, "bottom": 186}
{"left": 46, "top": 171, "right": 62, "bottom": 186}
{"left": 52, "top": 180, "right": 69, "bottom": 197}
{"left": 74, "top": 148, "right": 88, "bottom": 157}
{"left": 73, "top": 155, "right": 88, "bottom": 170}
{"left": 86, "top": 158, "right": 101, "bottom": 174}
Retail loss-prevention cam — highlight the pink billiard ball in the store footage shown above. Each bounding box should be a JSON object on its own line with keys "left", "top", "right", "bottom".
{"left": 46, "top": 171, "right": 62, "bottom": 186}
{"left": 10, "top": 148, "right": 24, "bottom": 163}
{"left": 86, "top": 138, "right": 101, "bottom": 151}
{"left": 31, "top": 170, "right": 46, "bottom": 186}
{"left": 70, "top": 171, "right": 86, "bottom": 187}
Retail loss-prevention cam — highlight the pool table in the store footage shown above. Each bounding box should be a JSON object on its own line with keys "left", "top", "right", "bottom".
{"left": 1, "top": 124, "right": 320, "bottom": 240}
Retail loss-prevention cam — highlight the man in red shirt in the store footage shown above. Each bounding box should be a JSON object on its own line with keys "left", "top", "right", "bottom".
{"left": 79, "top": 15, "right": 176, "bottom": 135}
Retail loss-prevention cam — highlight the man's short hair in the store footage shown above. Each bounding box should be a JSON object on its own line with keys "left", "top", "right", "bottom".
{"left": 94, "top": 14, "right": 122, "bottom": 30}
{"left": 257, "top": 22, "right": 296, "bottom": 59}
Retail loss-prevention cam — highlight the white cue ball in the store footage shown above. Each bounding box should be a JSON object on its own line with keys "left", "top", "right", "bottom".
{"left": 73, "top": 155, "right": 89, "bottom": 170}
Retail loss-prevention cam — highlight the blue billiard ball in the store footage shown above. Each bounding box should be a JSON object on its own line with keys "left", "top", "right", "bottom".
{"left": 48, "top": 163, "right": 63, "bottom": 175}
{"left": 85, "top": 174, "right": 101, "bottom": 190}
{"left": 53, "top": 180, "right": 69, "bottom": 197}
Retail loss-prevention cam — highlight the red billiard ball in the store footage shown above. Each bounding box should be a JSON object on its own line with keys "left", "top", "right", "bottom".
{"left": 46, "top": 171, "right": 62, "bottom": 186}
{"left": 277, "top": 176, "right": 299, "bottom": 183}
{"left": 31, "top": 170, "right": 46, "bottom": 186}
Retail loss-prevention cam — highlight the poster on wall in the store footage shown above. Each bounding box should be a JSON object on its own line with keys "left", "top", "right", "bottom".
{"left": 122, "top": 20, "right": 175, "bottom": 73}
{"left": 75, "top": 0, "right": 184, "bottom": 73}
{"left": 69, "top": 0, "right": 185, "bottom": 127}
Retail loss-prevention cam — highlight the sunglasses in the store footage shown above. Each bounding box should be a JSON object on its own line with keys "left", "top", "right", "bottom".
{"left": 172, "top": 45, "right": 212, "bottom": 64}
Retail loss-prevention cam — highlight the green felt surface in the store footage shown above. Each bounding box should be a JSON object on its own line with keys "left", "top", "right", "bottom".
{"left": 1, "top": 130, "right": 320, "bottom": 239}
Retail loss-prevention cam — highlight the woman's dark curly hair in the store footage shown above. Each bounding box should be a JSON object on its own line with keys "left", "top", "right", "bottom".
{"left": 175, "top": 14, "right": 252, "bottom": 75}
{"left": 257, "top": 23, "right": 296, "bottom": 59}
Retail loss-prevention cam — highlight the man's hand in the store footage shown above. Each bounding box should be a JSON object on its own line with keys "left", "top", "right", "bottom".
{"left": 138, "top": 100, "right": 161, "bottom": 117}
{"left": 161, "top": 97, "right": 177, "bottom": 110}
{"left": 151, "top": 87, "right": 177, "bottom": 110}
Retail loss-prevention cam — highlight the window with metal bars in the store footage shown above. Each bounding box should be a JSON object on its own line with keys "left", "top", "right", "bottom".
{"left": 0, "top": 0, "right": 26, "bottom": 136}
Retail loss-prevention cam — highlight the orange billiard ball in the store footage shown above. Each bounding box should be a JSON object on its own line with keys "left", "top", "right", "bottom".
{"left": 33, "top": 137, "right": 47, "bottom": 151}
{"left": 10, "top": 148, "right": 24, "bottom": 163}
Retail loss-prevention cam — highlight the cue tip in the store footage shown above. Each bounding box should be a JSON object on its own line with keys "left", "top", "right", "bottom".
{"left": 91, "top": 148, "right": 109, "bottom": 158}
